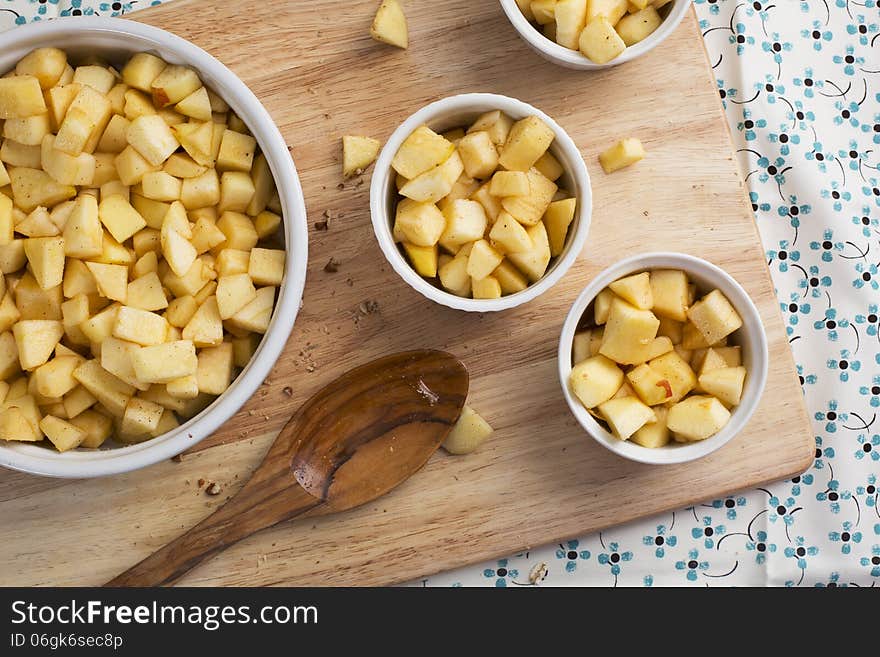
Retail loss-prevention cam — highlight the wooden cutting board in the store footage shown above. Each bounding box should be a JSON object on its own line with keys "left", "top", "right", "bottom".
{"left": 0, "top": 1, "right": 813, "bottom": 586}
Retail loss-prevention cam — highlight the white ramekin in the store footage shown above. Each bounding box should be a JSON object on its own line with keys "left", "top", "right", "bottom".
{"left": 370, "top": 93, "right": 592, "bottom": 312}
{"left": 558, "top": 253, "right": 768, "bottom": 465}
{"left": 0, "top": 17, "right": 308, "bottom": 478}
{"left": 498, "top": 0, "right": 691, "bottom": 70}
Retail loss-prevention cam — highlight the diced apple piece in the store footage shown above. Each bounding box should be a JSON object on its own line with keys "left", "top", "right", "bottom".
{"left": 402, "top": 243, "right": 438, "bottom": 278}
{"left": 342, "top": 135, "right": 381, "bottom": 177}
{"left": 394, "top": 199, "right": 445, "bottom": 247}
{"left": 470, "top": 182, "right": 503, "bottom": 221}
{"left": 62, "top": 194, "right": 102, "bottom": 258}
{"left": 151, "top": 65, "right": 201, "bottom": 107}
{"left": 216, "top": 273, "right": 257, "bottom": 319}
{"left": 698, "top": 366, "right": 746, "bottom": 407}
{"left": 593, "top": 288, "right": 616, "bottom": 325}
{"left": 598, "top": 396, "right": 656, "bottom": 441}
{"left": 196, "top": 342, "right": 234, "bottom": 395}
{"left": 9, "top": 167, "right": 76, "bottom": 214}
{"left": 115, "top": 145, "right": 158, "bottom": 186}
{"left": 467, "top": 110, "right": 514, "bottom": 146}
{"left": 599, "top": 137, "right": 645, "bottom": 173}
{"left": 438, "top": 248, "right": 471, "bottom": 297}
{"left": 615, "top": 6, "right": 662, "bottom": 46}
{"left": 228, "top": 287, "right": 274, "bottom": 334}
{"left": 499, "top": 116, "right": 555, "bottom": 172}
{"left": 174, "top": 120, "right": 214, "bottom": 167}
{"left": 609, "top": 272, "right": 652, "bottom": 310}
{"left": 126, "top": 114, "right": 180, "bottom": 167}
{"left": 23, "top": 237, "right": 64, "bottom": 291}
{"left": 648, "top": 350, "right": 697, "bottom": 403}
{"left": 85, "top": 262, "right": 127, "bottom": 303}
{"left": 507, "top": 221, "right": 551, "bottom": 282}
{"left": 112, "top": 306, "right": 167, "bottom": 346}
{"left": 501, "top": 169, "right": 557, "bottom": 226}
{"left": 598, "top": 297, "right": 660, "bottom": 364}
{"left": 439, "top": 199, "right": 487, "bottom": 253}
{"left": 100, "top": 336, "right": 149, "bottom": 391}
{"left": 166, "top": 374, "right": 199, "bottom": 399}
{"left": 650, "top": 269, "right": 689, "bottom": 321}
{"left": 39, "top": 415, "right": 85, "bottom": 451}
{"left": 569, "top": 354, "right": 624, "bottom": 408}
{"left": 126, "top": 272, "right": 168, "bottom": 312}
{"left": 471, "top": 275, "right": 501, "bottom": 299}
{"left": 587, "top": 0, "right": 629, "bottom": 24}
{"left": 466, "top": 239, "right": 504, "bottom": 281}
{"left": 489, "top": 212, "right": 533, "bottom": 253}
{"left": 686, "top": 289, "right": 743, "bottom": 346}
{"left": 442, "top": 405, "right": 493, "bottom": 454}
{"left": 120, "top": 397, "right": 165, "bottom": 436}
{"left": 456, "top": 131, "right": 499, "bottom": 180}
{"left": 392, "top": 126, "right": 456, "bottom": 180}
{"left": 16, "top": 206, "right": 58, "bottom": 237}
{"left": 182, "top": 296, "right": 223, "bottom": 346}
{"left": 531, "top": 0, "right": 557, "bottom": 24}
{"left": 713, "top": 346, "right": 742, "bottom": 368}
{"left": 161, "top": 220, "right": 198, "bottom": 278}
{"left": 579, "top": 17, "right": 626, "bottom": 64}
{"left": 216, "top": 210, "right": 258, "bottom": 251}
{"left": 667, "top": 395, "right": 731, "bottom": 441}
{"left": 33, "top": 356, "right": 79, "bottom": 398}
{"left": 631, "top": 405, "right": 670, "bottom": 448}
{"left": 492, "top": 259, "right": 528, "bottom": 295}
{"left": 489, "top": 171, "right": 529, "bottom": 197}
{"left": 0, "top": 330, "right": 21, "bottom": 379}
{"left": 15, "top": 48, "right": 67, "bottom": 89}
{"left": 12, "top": 319, "right": 63, "bottom": 370}
{"left": 98, "top": 194, "right": 146, "bottom": 243}
{"left": 130, "top": 340, "right": 198, "bottom": 384}
{"left": 399, "top": 151, "right": 464, "bottom": 203}
{"left": 216, "top": 129, "right": 256, "bottom": 172}
{"left": 4, "top": 113, "right": 52, "bottom": 146}
{"left": 544, "top": 197, "right": 576, "bottom": 257}
{"left": 121, "top": 53, "right": 166, "bottom": 92}
{"left": 0, "top": 76, "right": 46, "bottom": 119}
{"left": 65, "top": 409, "right": 110, "bottom": 447}
{"left": 175, "top": 86, "right": 212, "bottom": 121}
{"left": 142, "top": 171, "right": 182, "bottom": 202}
{"left": 370, "top": 0, "right": 409, "bottom": 48}
{"left": 626, "top": 362, "right": 673, "bottom": 406}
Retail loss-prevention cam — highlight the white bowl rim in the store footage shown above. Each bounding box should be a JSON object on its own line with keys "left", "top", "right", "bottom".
{"left": 498, "top": 0, "right": 692, "bottom": 70}
{"left": 558, "top": 252, "right": 769, "bottom": 465}
{"left": 0, "top": 17, "right": 309, "bottom": 478}
{"left": 370, "top": 92, "right": 592, "bottom": 312}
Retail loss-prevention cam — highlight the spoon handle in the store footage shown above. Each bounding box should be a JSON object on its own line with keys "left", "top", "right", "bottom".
{"left": 105, "top": 480, "right": 323, "bottom": 587}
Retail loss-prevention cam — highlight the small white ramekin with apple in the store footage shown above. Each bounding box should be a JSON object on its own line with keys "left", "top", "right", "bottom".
{"left": 370, "top": 93, "right": 592, "bottom": 312}
{"left": 499, "top": 0, "right": 691, "bottom": 70}
{"left": 558, "top": 253, "right": 768, "bottom": 465}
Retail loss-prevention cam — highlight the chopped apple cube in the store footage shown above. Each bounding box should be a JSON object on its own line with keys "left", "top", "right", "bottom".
{"left": 342, "top": 135, "right": 381, "bottom": 177}
{"left": 370, "top": 0, "right": 409, "bottom": 49}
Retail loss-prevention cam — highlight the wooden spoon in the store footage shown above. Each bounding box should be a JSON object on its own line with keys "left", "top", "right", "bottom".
{"left": 106, "top": 350, "right": 468, "bottom": 587}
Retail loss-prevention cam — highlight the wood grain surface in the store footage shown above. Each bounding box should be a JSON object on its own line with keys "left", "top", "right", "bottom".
{"left": 0, "top": 1, "right": 814, "bottom": 586}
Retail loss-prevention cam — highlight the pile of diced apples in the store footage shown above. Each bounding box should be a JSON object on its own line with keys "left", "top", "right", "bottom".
{"left": 391, "top": 112, "right": 577, "bottom": 299}
{"left": 515, "top": 0, "right": 673, "bottom": 64}
{"left": 0, "top": 47, "right": 286, "bottom": 451}
{"left": 568, "top": 269, "right": 747, "bottom": 447}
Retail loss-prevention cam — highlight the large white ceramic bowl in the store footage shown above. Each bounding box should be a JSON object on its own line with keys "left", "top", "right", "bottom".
{"left": 498, "top": 0, "right": 691, "bottom": 70}
{"left": 558, "top": 253, "right": 768, "bottom": 465}
{"left": 0, "top": 17, "right": 308, "bottom": 478}
{"left": 370, "top": 93, "right": 592, "bottom": 312}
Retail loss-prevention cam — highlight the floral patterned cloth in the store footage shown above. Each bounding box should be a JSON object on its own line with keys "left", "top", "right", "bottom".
{"left": 2, "top": 0, "right": 877, "bottom": 587}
